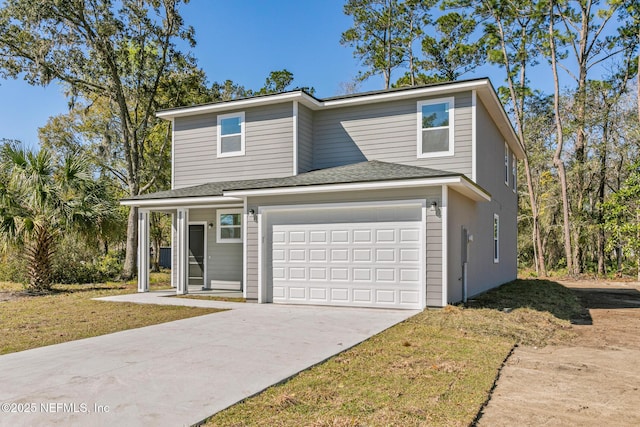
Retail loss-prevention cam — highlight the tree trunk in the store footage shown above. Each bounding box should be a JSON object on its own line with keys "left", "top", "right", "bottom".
{"left": 26, "top": 225, "right": 56, "bottom": 293}
{"left": 549, "top": 0, "right": 573, "bottom": 274}
{"left": 597, "top": 103, "right": 609, "bottom": 276}
{"left": 490, "top": 8, "right": 546, "bottom": 276}
{"left": 122, "top": 206, "right": 138, "bottom": 279}
{"left": 637, "top": 209, "right": 640, "bottom": 282}
{"left": 524, "top": 155, "right": 546, "bottom": 276}
{"left": 152, "top": 237, "right": 161, "bottom": 273}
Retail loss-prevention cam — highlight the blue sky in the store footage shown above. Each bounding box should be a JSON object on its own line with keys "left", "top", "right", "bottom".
{"left": 0, "top": 0, "right": 616, "bottom": 148}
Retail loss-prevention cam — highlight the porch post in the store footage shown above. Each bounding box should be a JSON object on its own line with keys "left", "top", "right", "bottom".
{"left": 176, "top": 207, "right": 189, "bottom": 295}
{"left": 170, "top": 213, "right": 176, "bottom": 288}
{"left": 137, "top": 209, "right": 150, "bottom": 292}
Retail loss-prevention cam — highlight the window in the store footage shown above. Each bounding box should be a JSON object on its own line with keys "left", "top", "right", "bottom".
{"left": 493, "top": 214, "right": 500, "bottom": 263}
{"left": 417, "top": 97, "right": 454, "bottom": 158}
{"left": 504, "top": 143, "right": 509, "bottom": 186}
{"left": 217, "top": 209, "right": 242, "bottom": 243}
{"left": 217, "top": 112, "right": 245, "bottom": 157}
{"left": 512, "top": 153, "right": 517, "bottom": 192}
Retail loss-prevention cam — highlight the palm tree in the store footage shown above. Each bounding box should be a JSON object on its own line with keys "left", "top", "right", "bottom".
{"left": 0, "top": 142, "right": 112, "bottom": 293}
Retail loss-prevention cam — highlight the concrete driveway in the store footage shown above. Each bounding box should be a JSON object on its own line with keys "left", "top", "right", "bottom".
{"left": 0, "top": 292, "right": 417, "bottom": 426}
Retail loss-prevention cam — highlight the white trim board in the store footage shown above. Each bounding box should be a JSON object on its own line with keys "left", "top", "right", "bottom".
{"left": 225, "top": 177, "right": 491, "bottom": 202}
{"left": 292, "top": 101, "right": 298, "bottom": 175}
{"left": 120, "top": 196, "right": 242, "bottom": 207}
{"left": 471, "top": 90, "right": 477, "bottom": 182}
{"left": 441, "top": 185, "right": 449, "bottom": 306}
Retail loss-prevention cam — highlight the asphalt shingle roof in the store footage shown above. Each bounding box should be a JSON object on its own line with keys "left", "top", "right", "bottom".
{"left": 124, "top": 161, "right": 461, "bottom": 201}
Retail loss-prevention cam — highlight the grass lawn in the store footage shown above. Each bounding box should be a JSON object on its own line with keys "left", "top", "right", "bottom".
{"left": 0, "top": 273, "right": 222, "bottom": 355}
{"left": 205, "top": 279, "right": 582, "bottom": 426}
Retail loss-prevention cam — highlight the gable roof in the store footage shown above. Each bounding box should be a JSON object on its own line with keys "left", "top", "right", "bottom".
{"left": 155, "top": 78, "right": 524, "bottom": 159}
{"left": 121, "top": 161, "right": 490, "bottom": 205}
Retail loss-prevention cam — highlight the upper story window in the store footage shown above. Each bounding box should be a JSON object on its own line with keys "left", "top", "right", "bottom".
{"left": 217, "top": 209, "right": 242, "bottom": 243}
{"left": 511, "top": 153, "right": 517, "bottom": 193}
{"left": 217, "top": 112, "right": 245, "bottom": 158}
{"left": 504, "top": 142, "right": 509, "bottom": 186}
{"left": 417, "top": 97, "right": 454, "bottom": 158}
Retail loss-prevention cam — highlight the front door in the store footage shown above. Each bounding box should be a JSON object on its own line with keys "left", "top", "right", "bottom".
{"left": 188, "top": 224, "right": 205, "bottom": 287}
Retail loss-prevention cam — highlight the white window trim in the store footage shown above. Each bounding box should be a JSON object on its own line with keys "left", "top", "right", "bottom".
{"left": 512, "top": 153, "right": 517, "bottom": 193}
{"left": 493, "top": 213, "right": 500, "bottom": 263}
{"left": 217, "top": 208, "right": 243, "bottom": 243}
{"left": 217, "top": 112, "right": 245, "bottom": 158}
{"left": 504, "top": 142, "right": 509, "bottom": 186}
{"left": 417, "top": 97, "right": 455, "bottom": 158}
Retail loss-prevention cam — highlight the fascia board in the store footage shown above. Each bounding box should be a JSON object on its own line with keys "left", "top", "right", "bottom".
{"left": 156, "top": 92, "right": 321, "bottom": 119}
{"left": 224, "top": 177, "right": 491, "bottom": 202}
{"left": 120, "top": 196, "right": 242, "bottom": 207}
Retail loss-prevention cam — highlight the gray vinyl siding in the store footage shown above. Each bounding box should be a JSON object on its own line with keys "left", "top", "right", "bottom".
{"left": 297, "top": 104, "right": 313, "bottom": 173}
{"left": 173, "top": 102, "right": 294, "bottom": 188}
{"left": 447, "top": 189, "right": 477, "bottom": 303}
{"left": 188, "top": 208, "right": 243, "bottom": 285}
{"left": 312, "top": 92, "right": 473, "bottom": 177}
{"left": 245, "top": 187, "right": 444, "bottom": 307}
{"left": 246, "top": 213, "right": 259, "bottom": 300}
{"left": 469, "top": 99, "right": 518, "bottom": 293}
{"left": 425, "top": 202, "right": 443, "bottom": 307}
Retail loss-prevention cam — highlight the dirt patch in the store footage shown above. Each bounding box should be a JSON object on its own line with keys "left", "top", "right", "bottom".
{"left": 0, "top": 291, "right": 26, "bottom": 303}
{"left": 477, "top": 280, "right": 640, "bottom": 426}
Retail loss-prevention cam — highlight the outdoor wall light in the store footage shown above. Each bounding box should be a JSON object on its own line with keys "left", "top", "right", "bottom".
{"left": 208, "top": 222, "right": 214, "bottom": 229}
{"left": 248, "top": 209, "right": 255, "bottom": 215}
{"left": 430, "top": 201, "right": 438, "bottom": 210}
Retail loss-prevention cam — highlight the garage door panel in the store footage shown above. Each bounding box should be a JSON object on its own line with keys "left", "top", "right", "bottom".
{"left": 400, "top": 291, "right": 420, "bottom": 304}
{"left": 309, "top": 249, "right": 327, "bottom": 261}
{"left": 310, "top": 231, "right": 327, "bottom": 243}
{"left": 309, "top": 287, "right": 327, "bottom": 300}
{"left": 375, "top": 248, "right": 396, "bottom": 262}
{"left": 400, "top": 248, "right": 420, "bottom": 262}
{"left": 331, "top": 230, "right": 349, "bottom": 243}
{"left": 289, "top": 287, "right": 306, "bottom": 299}
{"left": 330, "top": 249, "right": 349, "bottom": 262}
{"left": 330, "top": 268, "right": 349, "bottom": 281}
{"left": 352, "top": 268, "right": 371, "bottom": 281}
{"left": 353, "top": 248, "right": 372, "bottom": 262}
{"left": 309, "top": 267, "right": 327, "bottom": 280}
{"left": 353, "top": 229, "right": 372, "bottom": 243}
{"left": 353, "top": 289, "right": 372, "bottom": 302}
{"left": 375, "top": 229, "right": 396, "bottom": 242}
{"left": 400, "top": 229, "right": 420, "bottom": 242}
{"left": 272, "top": 220, "right": 423, "bottom": 309}
{"left": 400, "top": 269, "right": 420, "bottom": 282}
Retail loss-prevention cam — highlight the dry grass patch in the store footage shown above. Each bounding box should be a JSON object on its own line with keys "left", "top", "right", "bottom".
{"left": 205, "top": 279, "right": 578, "bottom": 426}
{"left": 0, "top": 273, "right": 222, "bottom": 355}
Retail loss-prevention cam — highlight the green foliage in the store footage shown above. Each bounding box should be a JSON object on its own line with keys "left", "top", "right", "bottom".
{"left": 257, "top": 69, "right": 295, "bottom": 95}
{"left": 0, "top": 0, "right": 199, "bottom": 278}
{"left": 0, "top": 251, "right": 27, "bottom": 283}
{"left": 603, "top": 163, "right": 640, "bottom": 257}
{"left": 421, "top": 12, "right": 486, "bottom": 81}
{"left": 0, "top": 142, "right": 118, "bottom": 291}
{"left": 51, "top": 252, "right": 123, "bottom": 285}
{"left": 341, "top": 0, "right": 410, "bottom": 88}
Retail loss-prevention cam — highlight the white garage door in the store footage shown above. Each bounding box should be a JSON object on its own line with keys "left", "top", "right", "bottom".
{"left": 271, "top": 221, "right": 423, "bottom": 309}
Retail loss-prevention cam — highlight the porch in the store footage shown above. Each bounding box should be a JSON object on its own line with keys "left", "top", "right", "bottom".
{"left": 133, "top": 201, "right": 246, "bottom": 297}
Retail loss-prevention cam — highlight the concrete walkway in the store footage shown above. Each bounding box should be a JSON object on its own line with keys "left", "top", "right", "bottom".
{"left": 0, "top": 292, "right": 417, "bottom": 426}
